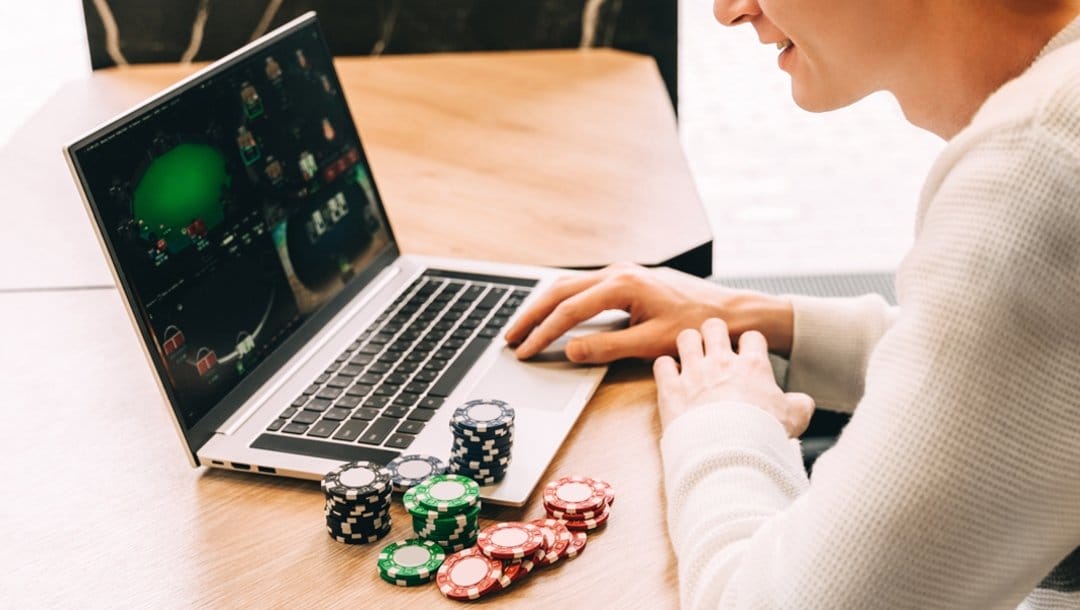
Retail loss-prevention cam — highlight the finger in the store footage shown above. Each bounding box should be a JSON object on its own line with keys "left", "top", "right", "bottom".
{"left": 514, "top": 281, "right": 632, "bottom": 360}
{"left": 784, "top": 392, "right": 816, "bottom": 437}
{"left": 652, "top": 355, "right": 680, "bottom": 403}
{"left": 504, "top": 273, "right": 603, "bottom": 345}
{"left": 675, "top": 327, "right": 704, "bottom": 364}
{"left": 700, "top": 318, "right": 732, "bottom": 356}
{"left": 565, "top": 322, "right": 666, "bottom": 363}
{"left": 737, "top": 329, "right": 769, "bottom": 358}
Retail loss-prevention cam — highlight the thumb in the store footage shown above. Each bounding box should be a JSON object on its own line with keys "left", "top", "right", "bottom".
{"left": 783, "top": 392, "right": 816, "bottom": 437}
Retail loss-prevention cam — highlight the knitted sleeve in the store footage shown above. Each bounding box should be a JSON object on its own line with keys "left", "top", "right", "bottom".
{"left": 661, "top": 123, "right": 1080, "bottom": 608}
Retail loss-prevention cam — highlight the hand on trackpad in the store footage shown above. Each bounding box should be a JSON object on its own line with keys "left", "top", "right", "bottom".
{"left": 524, "top": 310, "right": 628, "bottom": 363}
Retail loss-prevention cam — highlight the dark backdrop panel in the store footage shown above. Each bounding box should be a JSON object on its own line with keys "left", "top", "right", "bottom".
{"left": 83, "top": 0, "right": 677, "bottom": 106}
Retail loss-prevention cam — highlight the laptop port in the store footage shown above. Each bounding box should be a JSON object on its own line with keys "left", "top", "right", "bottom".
{"left": 231, "top": 462, "right": 251, "bottom": 470}
{"left": 257, "top": 466, "right": 277, "bottom": 474}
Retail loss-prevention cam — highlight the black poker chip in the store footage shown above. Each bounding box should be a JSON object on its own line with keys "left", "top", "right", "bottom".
{"left": 450, "top": 399, "right": 515, "bottom": 435}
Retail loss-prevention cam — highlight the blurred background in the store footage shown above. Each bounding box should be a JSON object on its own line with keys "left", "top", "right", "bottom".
{"left": 0, "top": 0, "right": 943, "bottom": 277}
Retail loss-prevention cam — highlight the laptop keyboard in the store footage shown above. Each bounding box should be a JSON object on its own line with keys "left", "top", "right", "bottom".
{"left": 263, "top": 270, "right": 534, "bottom": 452}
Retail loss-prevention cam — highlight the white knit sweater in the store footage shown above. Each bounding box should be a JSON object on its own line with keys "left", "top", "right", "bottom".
{"left": 661, "top": 19, "right": 1080, "bottom": 610}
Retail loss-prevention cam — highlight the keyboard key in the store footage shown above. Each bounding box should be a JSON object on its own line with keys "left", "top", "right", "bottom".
{"left": 419, "top": 396, "right": 444, "bottom": 410}
{"left": 463, "top": 286, "right": 484, "bottom": 300}
{"left": 307, "top": 420, "right": 340, "bottom": 438}
{"left": 323, "top": 407, "right": 351, "bottom": 421}
{"left": 327, "top": 375, "right": 352, "bottom": 388}
{"left": 267, "top": 418, "right": 287, "bottom": 432}
{"left": 443, "top": 338, "right": 465, "bottom": 350}
{"left": 303, "top": 384, "right": 319, "bottom": 395}
{"left": 280, "top": 407, "right": 298, "bottom": 419}
{"left": 396, "top": 420, "right": 425, "bottom": 435}
{"left": 404, "top": 351, "right": 427, "bottom": 363}
{"left": 393, "top": 392, "right": 420, "bottom": 407}
{"left": 394, "top": 361, "right": 420, "bottom": 374}
{"left": 294, "top": 410, "right": 320, "bottom": 425}
{"left": 315, "top": 373, "right": 330, "bottom": 384}
{"left": 476, "top": 288, "right": 507, "bottom": 310}
{"left": 303, "top": 399, "right": 331, "bottom": 413}
{"left": 333, "top": 420, "right": 367, "bottom": 442}
{"left": 367, "top": 362, "right": 391, "bottom": 374}
{"left": 349, "top": 353, "right": 374, "bottom": 366}
{"left": 335, "top": 395, "right": 361, "bottom": 408}
{"left": 405, "top": 382, "right": 429, "bottom": 395}
{"left": 383, "top": 405, "right": 410, "bottom": 419}
{"left": 359, "top": 344, "right": 382, "bottom": 355}
{"left": 346, "top": 383, "right": 373, "bottom": 397}
{"left": 451, "top": 328, "right": 472, "bottom": 340}
{"left": 291, "top": 396, "right": 308, "bottom": 407}
{"left": 458, "top": 319, "right": 480, "bottom": 330}
{"left": 425, "top": 358, "right": 449, "bottom": 372}
{"left": 435, "top": 348, "right": 457, "bottom": 361}
{"left": 373, "top": 384, "right": 397, "bottom": 397}
{"left": 363, "top": 396, "right": 390, "bottom": 409}
{"left": 478, "top": 327, "right": 499, "bottom": 339}
{"left": 406, "top": 408, "right": 436, "bottom": 422}
{"left": 414, "top": 370, "right": 438, "bottom": 383}
{"left": 384, "top": 373, "right": 409, "bottom": 386}
{"left": 347, "top": 341, "right": 362, "bottom": 352}
{"left": 511, "top": 289, "right": 530, "bottom": 299}
{"left": 353, "top": 407, "right": 381, "bottom": 421}
{"left": 358, "top": 417, "right": 398, "bottom": 445}
{"left": 488, "top": 316, "right": 509, "bottom": 328}
{"left": 282, "top": 422, "right": 309, "bottom": 434}
{"left": 316, "top": 387, "right": 343, "bottom": 400}
{"left": 337, "top": 364, "right": 363, "bottom": 377}
{"left": 386, "top": 434, "right": 416, "bottom": 450}
{"left": 429, "top": 338, "right": 492, "bottom": 397}
{"left": 358, "top": 373, "right": 382, "bottom": 385}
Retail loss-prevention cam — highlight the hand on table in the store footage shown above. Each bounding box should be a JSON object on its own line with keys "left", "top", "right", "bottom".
{"left": 654, "top": 319, "right": 814, "bottom": 436}
{"left": 505, "top": 263, "right": 795, "bottom": 364}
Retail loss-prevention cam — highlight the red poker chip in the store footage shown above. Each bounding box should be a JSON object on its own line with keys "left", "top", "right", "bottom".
{"left": 529, "top": 518, "right": 573, "bottom": 566}
{"left": 562, "top": 531, "right": 588, "bottom": 559}
{"left": 595, "top": 479, "right": 616, "bottom": 506}
{"left": 542, "top": 475, "right": 607, "bottom": 515}
{"left": 543, "top": 501, "right": 606, "bottom": 520}
{"left": 436, "top": 548, "right": 504, "bottom": 600}
{"left": 560, "top": 504, "right": 611, "bottom": 531}
{"left": 501, "top": 556, "right": 537, "bottom": 586}
{"left": 476, "top": 522, "right": 545, "bottom": 560}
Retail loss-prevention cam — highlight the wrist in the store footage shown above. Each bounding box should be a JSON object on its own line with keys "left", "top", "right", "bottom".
{"left": 726, "top": 292, "right": 795, "bottom": 357}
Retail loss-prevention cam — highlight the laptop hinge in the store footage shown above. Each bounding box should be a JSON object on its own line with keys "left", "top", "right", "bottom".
{"left": 217, "top": 265, "right": 402, "bottom": 437}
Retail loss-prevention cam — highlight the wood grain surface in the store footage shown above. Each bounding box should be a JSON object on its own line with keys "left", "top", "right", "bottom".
{"left": 1, "top": 289, "right": 677, "bottom": 607}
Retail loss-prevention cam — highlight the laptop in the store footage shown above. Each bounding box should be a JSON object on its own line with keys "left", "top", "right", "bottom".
{"left": 63, "top": 12, "right": 616, "bottom": 507}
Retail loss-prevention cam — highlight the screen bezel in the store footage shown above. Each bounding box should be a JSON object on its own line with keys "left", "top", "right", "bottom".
{"left": 64, "top": 12, "right": 402, "bottom": 463}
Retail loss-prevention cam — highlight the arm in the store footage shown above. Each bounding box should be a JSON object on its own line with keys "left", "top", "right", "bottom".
{"left": 660, "top": 132, "right": 1080, "bottom": 608}
{"left": 784, "top": 294, "right": 899, "bottom": 413}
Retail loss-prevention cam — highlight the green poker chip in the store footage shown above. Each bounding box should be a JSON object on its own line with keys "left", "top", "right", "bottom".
{"left": 413, "top": 474, "right": 480, "bottom": 513}
{"left": 377, "top": 539, "right": 446, "bottom": 581}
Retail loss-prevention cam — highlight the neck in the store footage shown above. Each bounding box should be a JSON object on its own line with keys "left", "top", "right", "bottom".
{"left": 893, "top": 2, "right": 1080, "bottom": 139}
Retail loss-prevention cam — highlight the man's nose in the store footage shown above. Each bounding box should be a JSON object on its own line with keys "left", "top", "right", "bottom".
{"left": 713, "top": 0, "right": 761, "bottom": 26}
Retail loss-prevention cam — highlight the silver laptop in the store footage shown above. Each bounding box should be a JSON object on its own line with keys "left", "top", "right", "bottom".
{"left": 63, "top": 12, "right": 613, "bottom": 507}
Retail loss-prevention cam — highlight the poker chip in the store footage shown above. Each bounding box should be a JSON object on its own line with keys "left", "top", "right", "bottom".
{"left": 321, "top": 461, "right": 392, "bottom": 500}
{"left": 413, "top": 474, "right": 480, "bottom": 513}
{"left": 386, "top": 454, "right": 446, "bottom": 492}
{"left": 450, "top": 399, "right": 515, "bottom": 434}
{"left": 501, "top": 556, "right": 537, "bottom": 586}
{"left": 322, "top": 462, "right": 394, "bottom": 545}
{"left": 450, "top": 431, "right": 514, "bottom": 448}
{"left": 377, "top": 539, "right": 446, "bottom": 583}
{"left": 436, "top": 548, "right": 504, "bottom": 600}
{"left": 542, "top": 475, "right": 607, "bottom": 515}
{"left": 476, "top": 522, "right": 545, "bottom": 560}
{"left": 562, "top": 531, "right": 588, "bottom": 559}
{"left": 530, "top": 518, "right": 573, "bottom": 566}
{"left": 560, "top": 504, "right": 611, "bottom": 531}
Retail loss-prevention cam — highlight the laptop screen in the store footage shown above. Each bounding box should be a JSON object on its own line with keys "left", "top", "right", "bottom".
{"left": 69, "top": 17, "right": 395, "bottom": 434}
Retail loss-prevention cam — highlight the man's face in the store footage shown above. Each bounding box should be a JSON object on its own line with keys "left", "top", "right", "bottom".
{"left": 713, "top": 0, "right": 918, "bottom": 111}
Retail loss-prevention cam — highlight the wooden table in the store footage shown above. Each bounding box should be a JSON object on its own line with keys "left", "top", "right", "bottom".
{"left": 1, "top": 50, "right": 688, "bottom": 606}
{"left": 0, "top": 49, "right": 710, "bottom": 291}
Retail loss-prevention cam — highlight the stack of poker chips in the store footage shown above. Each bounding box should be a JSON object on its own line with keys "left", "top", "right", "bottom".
{"left": 435, "top": 519, "right": 588, "bottom": 600}
{"left": 541, "top": 475, "right": 615, "bottom": 531}
{"left": 448, "top": 399, "right": 515, "bottom": 485}
{"left": 403, "top": 474, "right": 482, "bottom": 552}
{"left": 385, "top": 454, "right": 446, "bottom": 493}
{"left": 377, "top": 538, "right": 447, "bottom": 587}
{"left": 321, "top": 461, "right": 393, "bottom": 544}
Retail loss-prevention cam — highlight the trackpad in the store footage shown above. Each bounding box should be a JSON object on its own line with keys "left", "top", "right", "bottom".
{"left": 468, "top": 346, "right": 595, "bottom": 412}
